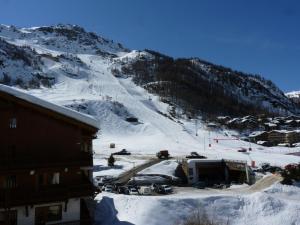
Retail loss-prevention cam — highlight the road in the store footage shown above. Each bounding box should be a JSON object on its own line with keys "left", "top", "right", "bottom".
{"left": 173, "top": 174, "right": 282, "bottom": 195}
{"left": 115, "top": 157, "right": 162, "bottom": 184}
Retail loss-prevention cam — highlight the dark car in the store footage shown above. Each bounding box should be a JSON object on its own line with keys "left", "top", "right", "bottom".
{"left": 117, "top": 186, "right": 129, "bottom": 195}
{"left": 186, "top": 152, "right": 207, "bottom": 159}
{"left": 237, "top": 148, "right": 247, "bottom": 152}
{"left": 112, "top": 149, "right": 131, "bottom": 155}
{"left": 156, "top": 150, "right": 169, "bottom": 159}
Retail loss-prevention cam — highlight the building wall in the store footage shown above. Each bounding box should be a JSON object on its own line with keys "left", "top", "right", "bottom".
{"left": 0, "top": 198, "right": 80, "bottom": 225}
{"left": 0, "top": 97, "right": 94, "bottom": 163}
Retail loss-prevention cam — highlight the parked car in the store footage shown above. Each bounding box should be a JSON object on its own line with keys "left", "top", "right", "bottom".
{"left": 129, "top": 187, "right": 139, "bottom": 195}
{"left": 139, "top": 186, "right": 152, "bottom": 195}
{"left": 112, "top": 149, "right": 131, "bottom": 155}
{"left": 94, "top": 176, "right": 116, "bottom": 188}
{"left": 102, "top": 184, "right": 114, "bottom": 192}
{"left": 160, "top": 185, "right": 173, "bottom": 194}
{"left": 117, "top": 186, "right": 129, "bottom": 195}
{"left": 150, "top": 183, "right": 161, "bottom": 192}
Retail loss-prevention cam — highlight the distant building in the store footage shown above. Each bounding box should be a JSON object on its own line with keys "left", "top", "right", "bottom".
{"left": 182, "top": 159, "right": 254, "bottom": 186}
{"left": 250, "top": 129, "right": 300, "bottom": 146}
{"left": 0, "top": 85, "right": 99, "bottom": 225}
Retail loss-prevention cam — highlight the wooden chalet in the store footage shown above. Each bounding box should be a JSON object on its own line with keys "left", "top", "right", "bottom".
{"left": 0, "top": 84, "right": 99, "bottom": 225}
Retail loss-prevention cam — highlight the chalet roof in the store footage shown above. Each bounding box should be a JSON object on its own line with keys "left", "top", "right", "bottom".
{"left": 0, "top": 84, "right": 99, "bottom": 129}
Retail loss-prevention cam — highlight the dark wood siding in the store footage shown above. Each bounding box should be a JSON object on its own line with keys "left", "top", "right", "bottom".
{"left": 0, "top": 97, "right": 96, "bottom": 168}
{"left": 0, "top": 92, "right": 98, "bottom": 208}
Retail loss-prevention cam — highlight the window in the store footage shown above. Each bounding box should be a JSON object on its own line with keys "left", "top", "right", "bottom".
{"left": 35, "top": 205, "right": 62, "bottom": 223}
{"left": 4, "top": 175, "right": 17, "bottom": 189}
{"left": 81, "top": 140, "right": 92, "bottom": 152}
{"left": 51, "top": 173, "right": 60, "bottom": 185}
{"left": 188, "top": 168, "right": 194, "bottom": 176}
{"left": 37, "top": 173, "right": 60, "bottom": 186}
{"left": 9, "top": 118, "right": 17, "bottom": 129}
{"left": 48, "top": 205, "right": 62, "bottom": 221}
{"left": 0, "top": 210, "right": 17, "bottom": 225}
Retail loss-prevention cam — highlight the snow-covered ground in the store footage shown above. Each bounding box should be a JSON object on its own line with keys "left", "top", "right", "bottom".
{"left": 93, "top": 155, "right": 148, "bottom": 178}
{"left": 95, "top": 182, "right": 300, "bottom": 225}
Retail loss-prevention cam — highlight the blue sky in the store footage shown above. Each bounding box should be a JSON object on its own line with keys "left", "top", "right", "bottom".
{"left": 0, "top": 0, "right": 299, "bottom": 91}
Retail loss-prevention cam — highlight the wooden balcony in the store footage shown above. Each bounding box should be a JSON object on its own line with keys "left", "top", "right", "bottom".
{"left": 0, "top": 152, "right": 93, "bottom": 172}
{"left": 48, "top": 219, "right": 92, "bottom": 225}
{"left": 0, "top": 183, "right": 96, "bottom": 208}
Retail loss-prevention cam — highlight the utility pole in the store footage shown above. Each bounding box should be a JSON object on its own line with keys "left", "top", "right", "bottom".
{"left": 195, "top": 118, "right": 198, "bottom": 136}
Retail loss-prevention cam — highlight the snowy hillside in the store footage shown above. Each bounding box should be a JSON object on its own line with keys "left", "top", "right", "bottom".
{"left": 118, "top": 50, "right": 299, "bottom": 116}
{"left": 286, "top": 91, "right": 300, "bottom": 104}
{"left": 1, "top": 24, "right": 300, "bottom": 225}
{"left": 0, "top": 23, "right": 299, "bottom": 163}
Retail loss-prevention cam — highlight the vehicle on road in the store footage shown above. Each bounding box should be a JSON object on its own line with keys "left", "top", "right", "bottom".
{"left": 156, "top": 150, "right": 169, "bottom": 159}
{"left": 186, "top": 152, "right": 207, "bottom": 159}
{"left": 112, "top": 149, "right": 131, "bottom": 155}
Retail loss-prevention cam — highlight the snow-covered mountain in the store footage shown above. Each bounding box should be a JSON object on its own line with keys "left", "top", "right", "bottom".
{"left": 1, "top": 24, "right": 298, "bottom": 119}
{"left": 286, "top": 91, "right": 300, "bottom": 104}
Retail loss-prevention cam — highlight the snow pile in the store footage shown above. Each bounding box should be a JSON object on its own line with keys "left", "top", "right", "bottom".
{"left": 95, "top": 183, "right": 300, "bottom": 225}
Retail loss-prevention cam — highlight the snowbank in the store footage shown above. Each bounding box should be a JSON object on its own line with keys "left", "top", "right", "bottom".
{"left": 95, "top": 183, "right": 300, "bottom": 225}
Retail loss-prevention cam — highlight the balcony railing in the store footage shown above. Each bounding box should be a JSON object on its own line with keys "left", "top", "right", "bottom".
{"left": 48, "top": 219, "right": 92, "bottom": 225}
{"left": 0, "top": 152, "right": 93, "bottom": 171}
{"left": 0, "top": 183, "right": 95, "bottom": 208}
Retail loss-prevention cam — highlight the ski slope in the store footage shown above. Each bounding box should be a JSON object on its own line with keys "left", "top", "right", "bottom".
{"left": 25, "top": 52, "right": 300, "bottom": 168}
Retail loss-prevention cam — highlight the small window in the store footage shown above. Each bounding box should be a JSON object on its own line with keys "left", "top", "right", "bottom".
{"left": 9, "top": 118, "right": 17, "bottom": 129}
{"left": 4, "top": 175, "right": 17, "bottom": 189}
{"left": 51, "top": 173, "right": 60, "bottom": 185}
{"left": 35, "top": 205, "right": 62, "bottom": 223}
{"left": 81, "top": 141, "right": 91, "bottom": 152}
{"left": 48, "top": 205, "right": 62, "bottom": 221}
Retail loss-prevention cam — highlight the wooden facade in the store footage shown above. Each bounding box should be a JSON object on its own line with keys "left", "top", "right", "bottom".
{"left": 0, "top": 86, "right": 98, "bottom": 225}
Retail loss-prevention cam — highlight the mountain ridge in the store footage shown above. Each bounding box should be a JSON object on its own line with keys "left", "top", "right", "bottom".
{"left": 0, "top": 24, "right": 299, "bottom": 118}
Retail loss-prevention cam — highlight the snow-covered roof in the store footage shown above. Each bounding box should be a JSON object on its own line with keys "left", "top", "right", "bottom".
{"left": 270, "top": 130, "right": 300, "bottom": 134}
{"left": 264, "top": 122, "right": 277, "bottom": 127}
{"left": 257, "top": 141, "right": 268, "bottom": 145}
{"left": 249, "top": 131, "right": 266, "bottom": 137}
{"left": 0, "top": 84, "right": 99, "bottom": 129}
